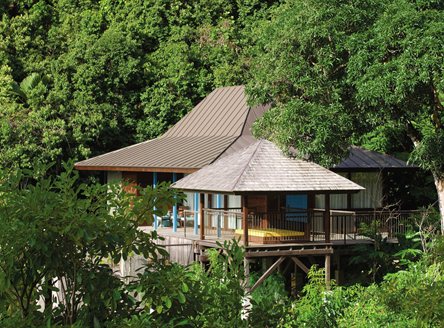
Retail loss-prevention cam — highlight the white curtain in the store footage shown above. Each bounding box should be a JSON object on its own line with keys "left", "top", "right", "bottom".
{"left": 228, "top": 195, "right": 241, "bottom": 229}
{"left": 351, "top": 172, "right": 383, "bottom": 208}
{"left": 183, "top": 192, "right": 194, "bottom": 212}
{"left": 315, "top": 194, "right": 347, "bottom": 209}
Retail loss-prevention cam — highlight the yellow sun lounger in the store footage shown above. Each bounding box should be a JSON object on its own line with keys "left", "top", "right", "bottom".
{"left": 235, "top": 228, "right": 306, "bottom": 244}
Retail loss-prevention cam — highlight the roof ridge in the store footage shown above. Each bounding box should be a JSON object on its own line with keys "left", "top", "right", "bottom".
{"left": 231, "top": 140, "right": 263, "bottom": 191}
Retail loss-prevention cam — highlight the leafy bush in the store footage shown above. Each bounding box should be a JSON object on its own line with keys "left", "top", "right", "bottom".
{"left": 278, "top": 268, "right": 361, "bottom": 328}
{"left": 0, "top": 162, "right": 180, "bottom": 326}
{"left": 249, "top": 273, "right": 289, "bottom": 327}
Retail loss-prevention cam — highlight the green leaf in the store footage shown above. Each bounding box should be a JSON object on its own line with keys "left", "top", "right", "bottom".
{"left": 178, "top": 291, "right": 186, "bottom": 304}
{"left": 165, "top": 296, "right": 172, "bottom": 309}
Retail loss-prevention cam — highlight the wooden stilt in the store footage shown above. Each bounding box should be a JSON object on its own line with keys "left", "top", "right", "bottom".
{"left": 325, "top": 254, "right": 331, "bottom": 290}
{"left": 291, "top": 262, "right": 297, "bottom": 297}
{"left": 334, "top": 253, "right": 343, "bottom": 285}
{"left": 244, "top": 257, "right": 250, "bottom": 291}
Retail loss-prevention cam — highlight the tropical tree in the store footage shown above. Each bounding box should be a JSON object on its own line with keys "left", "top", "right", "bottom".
{"left": 247, "top": 0, "right": 444, "bottom": 229}
{"left": 0, "top": 162, "right": 180, "bottom": 325}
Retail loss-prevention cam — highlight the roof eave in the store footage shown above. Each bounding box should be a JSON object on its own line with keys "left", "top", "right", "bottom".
{"left": 74, "top": 165, "right": 198, "bottom": 174}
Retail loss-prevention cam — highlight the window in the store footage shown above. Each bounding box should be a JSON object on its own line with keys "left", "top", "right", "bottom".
{"left": 351, "top": 172, "right": 383, "bottom": 209}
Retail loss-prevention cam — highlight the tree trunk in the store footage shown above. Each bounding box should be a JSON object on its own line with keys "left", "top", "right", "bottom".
{"left": 433, "top": 175, "right": 444, "bottom": 234}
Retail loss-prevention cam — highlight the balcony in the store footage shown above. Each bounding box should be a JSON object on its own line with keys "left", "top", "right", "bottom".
{"left": 198, "top": 208, "right": 418, "bottom": 245}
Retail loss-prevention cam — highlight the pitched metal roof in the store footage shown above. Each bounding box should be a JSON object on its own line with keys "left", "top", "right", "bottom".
{"left": 75, "top": 86, "right": 268, "bottom": 172}
{"left": 75, "top": 83, "right": 411, "bottom": 173}
{"left": 333, "top": 146, "right": 415, "bottom": 170}
{"left": 172, "top": 140, "right": 364, "bottom": 194}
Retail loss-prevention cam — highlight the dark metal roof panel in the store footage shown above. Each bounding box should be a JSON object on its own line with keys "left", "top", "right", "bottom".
{"left": 333, "top": 147, "right": 415, "bottom": 169}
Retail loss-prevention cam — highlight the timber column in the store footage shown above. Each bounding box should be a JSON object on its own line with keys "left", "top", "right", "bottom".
{"left": 242, "top": 195, "right": 249, "bottom": 247}
{"left": 324, "top": 192, "right": 331, "bottom": 243}
{"left": 325, "top": 254, "right": 331, "bottom": 290}
{"left": 200, "top": 193, "right": 205, "bottom": 240}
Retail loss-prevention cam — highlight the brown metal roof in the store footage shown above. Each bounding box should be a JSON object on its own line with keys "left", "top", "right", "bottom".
{"left": 75, "top": 83, "right": 410, "bottom": 174}
{"left": 333, "top": 146, "right": 416, "bottom": 170}
{"left": 75, "top": 86, "right": 266, "bottom": 172}
{"left": 172, "top": 140, "right": 364, "bottom": 194}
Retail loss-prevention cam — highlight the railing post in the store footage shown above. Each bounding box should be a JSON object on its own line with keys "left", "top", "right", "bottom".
{"left": 153, "top": 172, "right": 158, "bottom": 230}
{"left": 324, "top": 193, "right": 331, "bottom": 243}
{"left": 200, "top": 193, "right": 205, "bottom": 240}
{"left": 216, "top": 194, "right": 222, "bottom": 237}
{"left": 172, "top": 173, "right": 178, "bottom": 232}
{"left": 194, "top": 193, "right": 199, "bottom": 235}
{"left": 242, "top": 194, "right": 249, "bottom": 247}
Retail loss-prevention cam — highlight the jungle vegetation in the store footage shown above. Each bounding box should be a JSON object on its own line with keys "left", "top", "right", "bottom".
{"left": 1, "top": 0, "right": 443, "bottom": 326}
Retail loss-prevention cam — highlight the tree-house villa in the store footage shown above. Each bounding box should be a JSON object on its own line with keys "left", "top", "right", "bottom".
{"left": 75, "top": 86, "right": 419, "bottom": 279}
{"left": 172, "top": 139, "right": 364, "bottom": 246}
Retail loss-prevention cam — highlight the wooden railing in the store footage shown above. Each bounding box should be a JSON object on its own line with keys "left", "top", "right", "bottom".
{"left": 203, "top": 208, "right": 242, "bottom": 238}
{"left": 200, "top": 208, "right": 419, "bottom": 244}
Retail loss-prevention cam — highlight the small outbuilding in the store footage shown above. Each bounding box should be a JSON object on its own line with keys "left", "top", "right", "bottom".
{"left": 172, "top": 139, "right": 364, "bottom": 246}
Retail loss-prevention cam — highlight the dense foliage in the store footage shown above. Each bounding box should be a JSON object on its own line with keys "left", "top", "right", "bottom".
{"left": 246, "top": 0, "right": 444, "bottom": 226}
{"left": 0, "top": 0, "right": 277, "bottom": 170}
{"left": 0, "top": 163, "right": 181, "bottom": 326}
{"left": 0, "top": 165, "right": 443, "bottom": 327}
{"left": 1, "top": 0, "right": 444, "bottom": 327}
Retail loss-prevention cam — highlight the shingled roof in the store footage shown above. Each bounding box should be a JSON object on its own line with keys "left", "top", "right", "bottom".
{"left": 75, "top": 86, "right": 270, "bottom": 172}
{"left": 172, "top": 140, "right": 364, "bottom": 194}
{"left": 333, "top": 146, "right": 415, "bottom": 170}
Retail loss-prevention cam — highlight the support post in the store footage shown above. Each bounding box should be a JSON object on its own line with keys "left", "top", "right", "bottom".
{"left": 242, "top": 195, "right": 249, "bottom": 247}
{"left": 244, "top": 257, "right": 250, "bottom": 291}
{"left": 194, "top": 193, "right": 199, "bottom": 235}
{"left": 324, "top": 192, "right": 331, "bottom": 243}
{"left": 172, "top": 173, "right": 178, "bottom": 232}
{"left": 216, "top": 194, "right": 222, "bottom": 237}
{"left": 199, "top": 193, "right": 205, "bottom": 240}
{"left": 153, "top": 172, "right": 158, "bottom": 230}
{"left": 325, "top": 254, "right": 331, "bottom": 290}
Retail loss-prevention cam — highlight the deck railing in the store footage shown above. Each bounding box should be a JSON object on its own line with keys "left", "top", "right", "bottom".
{"left": 203, "top": 208, "right": 242, "bottom": 238}
{"left": 182, "top": 210, "right": 198, "bottom": 237}
{"left": 199, "top": 208, "right": 419, "bottom": 244}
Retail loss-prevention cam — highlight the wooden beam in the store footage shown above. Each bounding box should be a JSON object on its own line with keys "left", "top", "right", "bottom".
{"left": 199, "top": 193, "right": 205, "bottom": 240}
{"left": 242, "top": 195, "right": 249, "bottom": 247}
{"left": 291, "top": 257, "right": 310, "bottom": 274}
{"left": 250, "top": 256, "right": 285, "bottom": 292}
{"left": 245, "top": 248, "right": 333, "bottom": 258}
